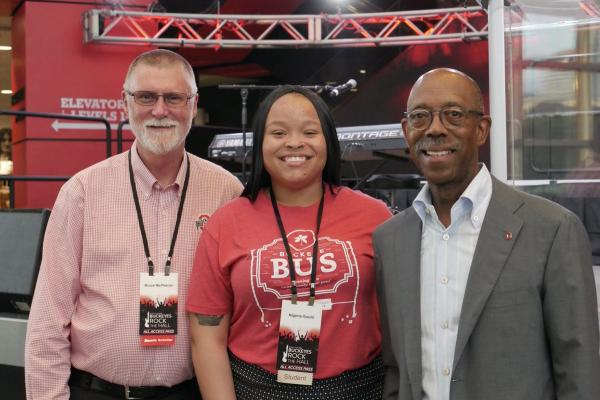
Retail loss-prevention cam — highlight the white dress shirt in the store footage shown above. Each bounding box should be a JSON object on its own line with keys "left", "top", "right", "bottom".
{"left": 413, "top": 165, "right": 492, "bottom": 400}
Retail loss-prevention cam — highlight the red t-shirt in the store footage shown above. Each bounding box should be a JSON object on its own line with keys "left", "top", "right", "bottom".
{"left": 186, "top": 186, "right": 391, "bottom": 378}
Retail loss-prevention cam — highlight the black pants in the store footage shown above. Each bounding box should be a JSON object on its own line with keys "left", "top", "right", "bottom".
{"left": 69, "top": 381, "right": 201, "bottom": 399}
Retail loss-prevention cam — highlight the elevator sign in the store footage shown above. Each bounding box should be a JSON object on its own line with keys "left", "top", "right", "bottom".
{"left": 54, "top": 96, "right": 130, "bottom": 131}
{"left": 60, "top": 97, "right": 126, "bottom": 121}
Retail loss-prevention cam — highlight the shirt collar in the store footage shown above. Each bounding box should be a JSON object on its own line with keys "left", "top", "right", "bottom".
{"left": 458, "top": 164, "right": 492, "bottom": 228}
{"left": 171, "top": 153, "right": 188, "bottom": 198}
{"left": 130, "top": 141, "right": 188, "bottom": 199}
{"left": 413, "top": 183, "right": 433, "bottom": 224}
{"left": 413, "top": 164, "right": 492, "bottom": 228}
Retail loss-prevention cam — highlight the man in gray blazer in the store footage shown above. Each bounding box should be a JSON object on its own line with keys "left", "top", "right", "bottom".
{"left": 374, "top": 68, "right": 600, "bottom": 400}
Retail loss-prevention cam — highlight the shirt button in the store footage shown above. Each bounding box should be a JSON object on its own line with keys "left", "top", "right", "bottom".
{"left": 161, "top": 210, "right": 167, "bottom": 216}
{"left": 441, "top": 321, "right": 449, "bottom": 329}
{"left": 442, "top": 233, "right": 450, "bottom": 241}
{"left": 443, "top": 368, "right": 450, "bottom": 376}
{"left": 473, "top": 215, "right": 479, "bottom": 222}
{"left": 441, "top": 276, "right": 448, "bottom": 284}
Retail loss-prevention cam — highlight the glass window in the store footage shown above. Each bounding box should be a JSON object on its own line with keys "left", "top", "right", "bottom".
{"left": 505, "top": 0, "right": 600, "bottom": 199}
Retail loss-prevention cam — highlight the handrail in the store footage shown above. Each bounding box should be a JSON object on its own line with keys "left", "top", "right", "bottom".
{"left": 0, "top": 110, "right": 113, "bottom": 158}
{"left": 1, "top": 176, "right": 70, "bottom": 208}
{"left": 0, "top": 109, "right": 115, "bottom": 207}
{"left": 116, "top": 119, "right": 130, "bottom": 155}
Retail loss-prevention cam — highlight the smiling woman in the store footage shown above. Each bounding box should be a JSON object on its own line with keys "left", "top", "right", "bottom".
{"left": 242, "top": 86, "right": 341, "bottom": 204}
{"left": 186, "top": 85, "right": 393, "bottom": 400}
{"left": 261, "top": 92, "right": 329, "bottom": 206}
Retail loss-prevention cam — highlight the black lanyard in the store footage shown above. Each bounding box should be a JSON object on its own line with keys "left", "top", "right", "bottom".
{"left": 128, "top": 150, "right": 190, "bottom": 276}
{"left": 269, "top": 185, "right": 325, "bottom": 305}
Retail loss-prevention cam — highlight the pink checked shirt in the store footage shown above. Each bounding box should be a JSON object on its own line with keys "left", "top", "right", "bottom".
{"left": 25, "top": 143, "right": 242, "bottom": 399}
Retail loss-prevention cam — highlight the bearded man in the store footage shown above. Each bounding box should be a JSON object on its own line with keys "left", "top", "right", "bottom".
{"left": 25, "top": 49, "right": 243, "bottom": 400}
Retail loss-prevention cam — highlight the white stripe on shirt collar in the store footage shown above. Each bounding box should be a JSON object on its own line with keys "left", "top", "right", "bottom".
{"left": 413, "top": 164, "right": 493, "bottom": 229}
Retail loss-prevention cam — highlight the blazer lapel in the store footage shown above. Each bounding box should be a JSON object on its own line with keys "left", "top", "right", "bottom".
{"left": 395, "top": 209, "right": 424, "bottom": 400}
{"left": 453, "top": 179, "right": 524, "bottom": 369}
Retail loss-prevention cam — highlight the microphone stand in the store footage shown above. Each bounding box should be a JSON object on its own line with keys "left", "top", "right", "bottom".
{"left": 218, "top": 84, "right": 330, "bottom": 183}
{"left": 240, "top": 88, "right": 248, "bottom": 181}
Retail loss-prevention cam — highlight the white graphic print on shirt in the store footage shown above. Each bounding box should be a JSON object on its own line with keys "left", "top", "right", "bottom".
{"left": 250, "top": 229, "right": 359, "bottom": 327}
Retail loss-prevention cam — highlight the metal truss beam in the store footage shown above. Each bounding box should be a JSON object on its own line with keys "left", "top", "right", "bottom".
{"left": 83, "top": 6, "right": 488, "bottom": 49}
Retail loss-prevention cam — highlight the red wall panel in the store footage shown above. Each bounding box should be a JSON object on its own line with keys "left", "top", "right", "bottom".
{"left": 12, "top": 1, "right": 151, "bottom": 207}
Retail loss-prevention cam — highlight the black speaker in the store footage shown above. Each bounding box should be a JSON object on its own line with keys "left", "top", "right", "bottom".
{"left": 0, "top": 209, "right": 50, "bottom": 313}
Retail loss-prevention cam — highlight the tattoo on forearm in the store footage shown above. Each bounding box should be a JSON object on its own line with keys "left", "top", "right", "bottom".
{"left": 195, "top": 314, "right": 224, "bottom": 326}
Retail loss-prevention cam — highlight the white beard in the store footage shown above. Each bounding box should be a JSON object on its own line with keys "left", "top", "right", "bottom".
{"left": 131, "top": 118, "right": 190, "bottom": 155}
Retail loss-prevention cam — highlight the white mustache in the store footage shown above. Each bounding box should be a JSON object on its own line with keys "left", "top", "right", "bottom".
{"left": 143, "top": 119, "right": 178, "bottom": 128}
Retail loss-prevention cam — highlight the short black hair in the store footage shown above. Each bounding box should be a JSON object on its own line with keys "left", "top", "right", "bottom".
{"left": 241, "top": 85, "right": 341, "bottom": 202}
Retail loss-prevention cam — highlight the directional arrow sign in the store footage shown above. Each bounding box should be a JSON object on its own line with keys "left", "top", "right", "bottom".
{"left": 51, "top": 120, "right": 132, "bottom": 132}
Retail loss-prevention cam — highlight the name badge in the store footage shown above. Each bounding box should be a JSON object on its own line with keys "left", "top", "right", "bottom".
{"left": 139, "top": 272, "right": 178, "bottom": 347}
{"left": 276, "top": 300, "right": 323, "bottom": 386}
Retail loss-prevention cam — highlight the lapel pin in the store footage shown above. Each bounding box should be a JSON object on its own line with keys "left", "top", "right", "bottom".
{"left": 504, "top": 231, "right": 513, "bottom": 241}
{"left": 195, "top": 214, "right": 209, "bottom": 231}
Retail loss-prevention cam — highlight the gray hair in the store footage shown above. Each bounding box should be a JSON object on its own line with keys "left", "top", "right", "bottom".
{"left": 123, "top": 49, "right": 197, "bottom": 92}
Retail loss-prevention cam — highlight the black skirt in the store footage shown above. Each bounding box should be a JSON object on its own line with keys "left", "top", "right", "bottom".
{"left": 229, "top": 351, "right": 384, "bottom": 400}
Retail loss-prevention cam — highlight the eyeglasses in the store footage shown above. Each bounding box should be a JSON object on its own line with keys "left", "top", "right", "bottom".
{"left": 125, "top": 90, "right": 196, "bottom": 107}
{"left": 405, "top": 106, "right": 483, "bottom": 131}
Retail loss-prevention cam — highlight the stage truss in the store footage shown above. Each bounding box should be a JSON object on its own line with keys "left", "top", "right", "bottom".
{"left": 83, "top": 6, "right": 488, "bottom": 49}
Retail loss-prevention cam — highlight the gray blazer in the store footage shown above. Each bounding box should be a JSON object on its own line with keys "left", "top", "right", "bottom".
{"left": 374, "top": 178, "right": 600, "bottom": 400}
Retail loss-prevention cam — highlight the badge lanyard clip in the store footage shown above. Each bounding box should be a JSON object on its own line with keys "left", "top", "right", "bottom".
{"left": 147, "top": 257, "right": 154, "bottom": 276}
